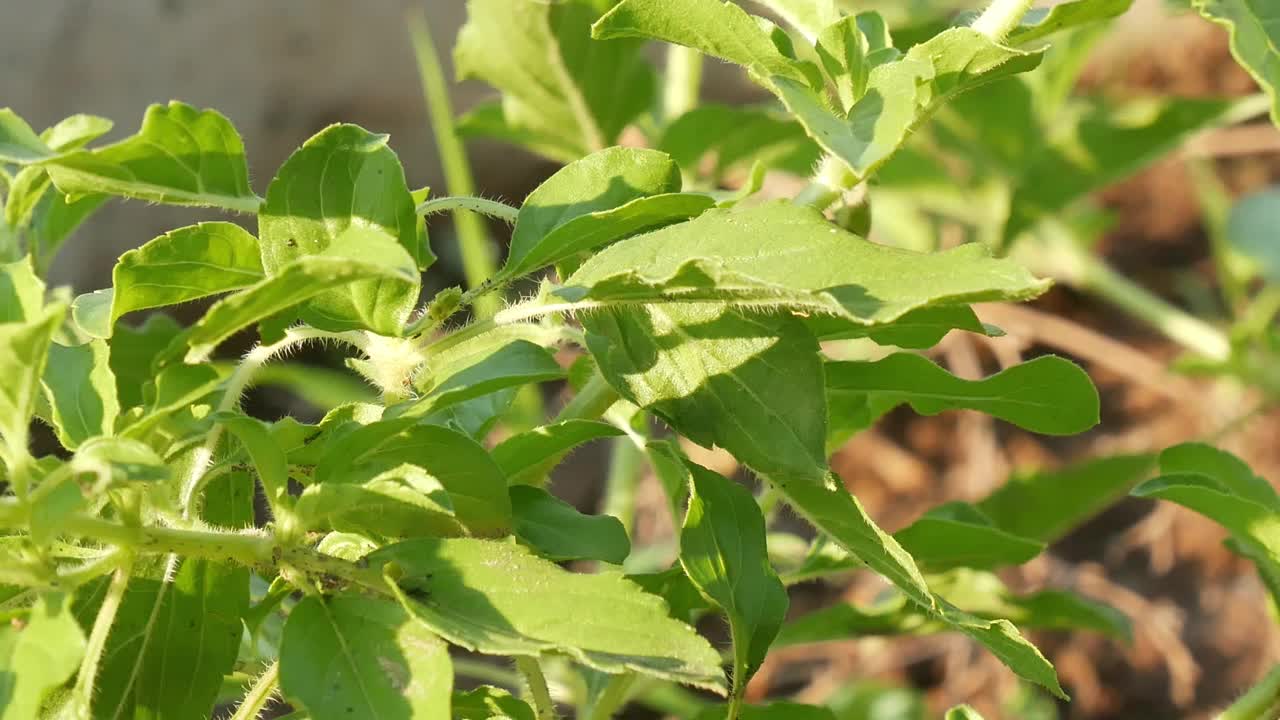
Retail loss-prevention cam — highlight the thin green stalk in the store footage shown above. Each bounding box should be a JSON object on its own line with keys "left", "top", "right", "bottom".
{"left": 1021, "top": 224, "right": 1232, "bottom": 362}
{"left": 603, "top": 437, "right": 643, "bottom": 536}
{"left": 66, "top": 562, "right": 133, "bottom": 720}
{"left": 228, "top": 661, "right": 280, "bottom": 720}
{"left": 555, "top": 374, "right": 621, "bottom": 423}
{"left": 516, "top": 657, "right": 558, "bottom": 720}
{"left": 409, "top": 11, "right": 500, "bottom": 318}
{"left": 663, "top": 45, "right": 703, "bottom": 122}
{"left": 971, "top": 0, "right": 1035, "bottom": 41}
{"left": 418, "top": 196, "right": 519, "bottom": 225}
{"left": 1220, "top": 665, "right": 1280, "bottom": 720}
{"left": 584, "top": 673, "right": 637, "bottom": 720}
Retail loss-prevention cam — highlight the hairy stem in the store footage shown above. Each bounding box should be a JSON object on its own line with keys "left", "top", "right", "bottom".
{"left": 418, "top": 196, "right": 518, "bottom": 225}
{"left": 516, "top": 657, "right": 558, "bottom": 720}
{"left": 971, "top": 0, "right": 1035, "bottom": 41}
{"left": 66, "top": 562, "right": 133, "bottom": 720}
{"left": 794, "top": 155, "right": 858, "bottom": 212}
{"left": 603, "top": 437, "right": 643, "bottom": 535}
{"left": 228, "top": 661, "right": 280, "bottom": 720}
{"left": 409, "top": 11, "right": 500, "bottom": 318}
{"left": 555, "top": 373, "right": 621, "bottom": 423}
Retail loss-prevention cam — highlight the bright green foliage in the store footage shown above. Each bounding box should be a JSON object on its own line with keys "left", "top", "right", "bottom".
{"left": 564, "top": 202, "right": 1049, "bottom": 323}
{"left": 944, "top": 706, "right": 985, "bottom": 720}
{"left": 826, "top": 354, "right": 1099, "bottom": 443}
{"left": 280, "top": 594, "right": 453, "bottom": 720}
{"left": 455, "top": 0, "right": 655, "bottom": 160}
{"left": 369, "top": 537, "right": 727, "bottom": 693}
{"left": 44, "top": 102, "right": 261, "bottom": 213}
{"left": 1196, "top": 0, "right": 1280, "bottom": 125}
{"left": 111, "top": 222, "right": 264, "bottom": 326}
{"left": 0, "top": 593, "right": 85, "bottom": 720}
{"left": 510, "top": 484, "right": 630, "bottom": 563}
{"left": 680, "top": 462, "right": 788, "bottom": 696}
{"left": 12, "top": 0, "right": 1273, "bottom": 715}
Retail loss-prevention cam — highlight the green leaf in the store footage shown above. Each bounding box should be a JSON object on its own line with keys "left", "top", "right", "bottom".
{"left": 108, "top": 314, "right": 183, "bottom": 409}
{"left": 747, "top": 0, "right": 839, "bottom": 40}
{"left": 825, "top": 354, "right": 1099, "bottom": 441}
{"left": 977, "top": 454, "right": 1155, "bottom": 544}
{"left": 1133, "top": 445, "right": 1280, "bottom": 567}
{"left": 70, "top": 436, "right": 168, "bottom": 489}
{"left": 40, "top": 114, "right": 113, "bottom": 151}
{"left": 893, "top": 503, "right": 1045, "bottom": 572}
{"left": 779, "top": 480, "right": 1065, "bottom": 698}
{"left": 815, "top": 16, "right": 872, "bottom": 112}
{"left": 70, "top": 289, "right": 112, "bottom": 340}
{"left": 0, "top": 302, "right": 65, "bottom": 458}
{"left": 1227, "top": 187, "right": 1280, "bottom": 283}
{"left": 315, "top": 420, "right": 512, "bottom": 537}
{"left": 0, "top": 258, "right": 45, "bottom": 323}
{"left": 44, "top": 101, "right": 260, "bottom": 213}
{"left": 77, "top": 471, "right": 252, "bottom": 719}
{"left": 397, "top": 340, "right": 563, "bottom": 419}
{"left": 503, "top": 147, "right": 691, "bottom": 278}
{"left": 492, "top": 419, "right": 624, "bottom": 485}
{"left": 1005, "top": 0, "right": 1134, "bottom": 46}
{"left": 416, "top": 324, "right": 562, "bottom": 394}
{"left": 658, "top": 104, "right": 820, "bottom": 181}
{"left": 563, "top": 202, "right": 1049, "bottom": 325}
{"left": 452, "top": 687, "right": 536, "bottom": 720}
{"left": 258, "top": 123, "right": 425, "bottom": 333}
{"left": 694, "top": 701, "right": 837, "bottom": 720}
{"left": 594, "top": 0, "right": 812, "bottom": 86}
{"left": 4, "top": 167, "right": 106, "bottom": 275}
{"left": 111, "top": 222, "right": 264, "bottom": 325}
{"left": 585, "top": 303, "right": 830, "bottom": 486}
{"left": 295, "top": 463, "right": 465, "bottom": 539}
{"left": 510, "top": 485, "right": 630, "bottom": 563}
{"left": 680, "top": 462, "right": 788, "bottom": 694}
{"left": 39, "top": 339, "right": 118, "bottom": 449}
{"left": 945, "top": 705, "right": 985, "bottom": 720}
{"left": 369, "top": 537, "right": 726, "bottom": 693}
{"left": 456, "top": 0, "right": 655, "bottom": 158}
{"left": 246, "top": 362, "right": 377, "bottom": 411}
{"left": 0, "top": 109, "right": 55, "bottom": 164}
{"left": 775, "top": 29, "right": 1042, "bottom": 182}
{"left": 0, "top": 593, "right": 85, "bottom": 720}
{"left": 214, "top": 412, "right": 292, "bottom": 518}
{"left": 1004, "top": 96, "right": 1232, "bottom": 241}
{"left": 1196, "top": 0, "right": 1280, "bottom": 125}
{"left": 183, "top": 241, "right": 419, "bottom": 362}
{"left": 280, "top": 594, "right": 452, "bottom": 720}
{"left": 806, "top": 305, "right": 991, "bottom": 349}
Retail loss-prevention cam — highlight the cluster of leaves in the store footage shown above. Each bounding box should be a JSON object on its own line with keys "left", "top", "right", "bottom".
{"left": 0, "top": 0, "right": 1277, "bottom": 719}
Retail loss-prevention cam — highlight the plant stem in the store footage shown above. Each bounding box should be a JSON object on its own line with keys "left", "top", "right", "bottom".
{"left": 1021, "top": 226, "right": 1232, "bottom": 362}
{"left": 418, "top": 196, "right": 519, "bottom": 225}
{"left": 1220, "top": 665, "right": 1280, "bottom": 720}
{"left": 555, "top": 374, "right": 621, "bottom": 423}
{"left": 971, "top": 0, "right": 1035, "bottom": 41}
{"left": 228, "top": 661, "right": 280, "bottom": 720}
{"left": 67, "top": 562, "right": 132, "bottom": 719}
{"left": 663, "top": 45, "right": 703, "bottom": 122}
{"left": 794, "top": 155, "right": 858, "bottom": 212}
{"left": 409, "top": 11, "right": 500, "bottom": 318}
{"left": 516, "top": 657, "right": 558, "bottom": 720}
{"left": 603, "top": 437, "right": 643, "bottom": 536}
{"left": 584, "top": 673, "right": 637, "bottom": 720}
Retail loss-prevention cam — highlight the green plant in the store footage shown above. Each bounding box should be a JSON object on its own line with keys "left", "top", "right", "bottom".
{"left": 0, "top": 0, "right": 1277, "bottom": 718}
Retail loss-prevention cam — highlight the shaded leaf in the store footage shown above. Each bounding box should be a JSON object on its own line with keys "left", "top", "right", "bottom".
{"left": 978, "top": 454, "right": 1155, "bottom": 544}
{"left": 510, "top": 485, "right": 630, "bottom": 563}
{"left": 492, "top": 419, "right": 624, "bottom": 486}
{"left": 44, "top": 102, "right": 260, "bottom": 213}
{"left": 457, "top": 0, "right": 655, "bottom": 158}
{"left": 108, "top": 314, "right": 184, "bottom": 410}
{"left": 825, "top": 353, "right": 1098, "bottom": 441}
{"left": 0, "top": 109, "right": 55, "bottom": 164}
{"left": 111, "top": 222, "right": 264, "bottom": 325}
{"left": 893, "top": 503, "right": 1045, "bottom": 572}
{"left": 295, "top": 464, "right": 464, "bottom": 539}
{"left": 0, "top": 258, "right": 44, "bottom": 323}
{"left": 397, "top": 340, "right": 563, "bottom": 419}
{"left": 258, "top": 124, "right": 425, "bottom": 334}
{"left": 39, "top": 339, "right": 118, "bottom": 449}
{"left": 1005, "top": 0, "right": 1134, "bottom": 46}
{"left": 680, "top": 462, "right": 788, "bottom": 693}
{"left": 0, "top": 301, "right": 65, "bottom": 458}
{"left": 658, "top": 105, "right": 820, "bottom": 180}
{"left": 563, "top": 202, "right": 1049, "bottom": 325}
{"left": 452, "top": 687, "right": 536, "bottom": 720}
{"left": 280, "top": 594, "right": 451, "bottom": 720}
{"left": 370, "top": 537, "right": 727, "bottom": 693}
{"left": 806, "top": 305, "right": 992, "bottom": 349}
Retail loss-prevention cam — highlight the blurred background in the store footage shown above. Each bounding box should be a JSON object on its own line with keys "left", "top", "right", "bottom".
{"left": 4, "top": 1, "right": 1279, "bottom": 718}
